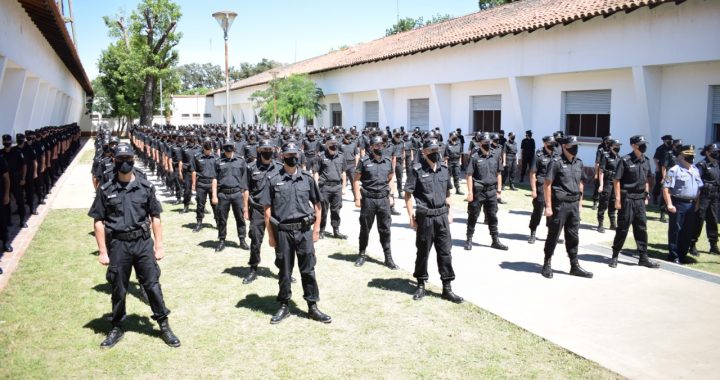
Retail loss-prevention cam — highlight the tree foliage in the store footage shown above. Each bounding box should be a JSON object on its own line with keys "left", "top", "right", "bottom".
{"left": 478, "top": 0, "right": 517, "bottom": 10}
{"left": 250, "top": 74, "right": 326, "bottom": 128}
{"left": 385, "top": 14, "right": 453, "bottom": 36}
{"left": 175, "top": 59, "right": 282, "bottom": 95}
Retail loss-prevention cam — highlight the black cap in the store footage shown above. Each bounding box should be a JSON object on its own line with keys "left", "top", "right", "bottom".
{"left": 508, "top": 132, "right": 515, "bottom": 137}
{"left": 610, "top": 139, "right": 622, "bottom": 146}
{"left": 603, "top": 135, "right": 614, "bottom": 142}
{"left": 222, "top": 139, "right": 235, "bottom": 148}
{"left": 423, "top": 139, "right": 440, "bottom": 150}
{"left": 489, "top": 133, "right": 500, "bottom": 141}
{"left": 542, "top": 136, "right": 555, "bottom": 143}
{"left": 16, "top": 133, "right": 25, "bottom": 140}
{"left": 114, "top": 143, "right": 134, "bottom": 158}
{"left": 326, "top": 135, "right": 339, "bottom": 145}
{"left": 560, "top": 135, "right": 579, "bottom": 146}
{"left": 259, "top": 139, "right": 274, "bottom": 149}
{"left": 661, "top": 134, "right": 673, "bottom": 141}
{"left": 109, "top": 136, "right": 120, "bottom": 144}
{"left": 282, "top": 142, "right": 299, "bottom": 154}
{"left": 679, "top": 145, "right": 695, "bottom": 155}
{"left": 475, "top": 132, "right": 491, "bottom": 142}
{"left": 2, "top": 135, "right": 12, "bottom": 142}
{"left": 630, "top": 135, "right": 647, "bottom": 146}
{"left": 370, "top": 136, "right": 384, "bottom": 146}
{"left": 526, "top": 130, "right": 532, "bottom": 136}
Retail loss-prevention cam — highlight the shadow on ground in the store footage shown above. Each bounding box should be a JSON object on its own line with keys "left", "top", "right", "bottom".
{"left": 236, "top": 293, "right": 303, "bottom": 317}
{"left": 499, "top": 261, "right": 562, "bottom": 276}
{"left": 83, "top": 314, "right": 158, "bottom": 338}
{"left": 367, "top": 277, "right": 440, "bottom": 299}
{"left": 223, "top": 266, "right": 278, "bottom": 280}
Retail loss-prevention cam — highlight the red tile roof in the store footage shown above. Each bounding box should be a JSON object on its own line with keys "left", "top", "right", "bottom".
{"left": 209, "top": 0, "right": 681, "bottom": 95}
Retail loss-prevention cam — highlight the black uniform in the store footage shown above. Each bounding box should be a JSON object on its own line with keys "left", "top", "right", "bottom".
{"left": 444, "top": 140, "right": 463, "bottom": 192}
{"left": 302, "top": 138, "right": 320, "bottom": 172}
{"left": 0, "top": 147, "right": 26, "bottom": 224}
{"left": 87, "top": 175, "right": 170, "bottom": 328}
{"left": 180, "top": 144, "right": 197, "bottom": 207}
{"left": 247, "top": 160, "right": 282, "bottom": 270}
{"left": 652, "top": 144, "right": 671, "bottom": 203}
{"left": 692, "top": 158, "right": 720, "bottom": 248}
{"left": 317, "top": 150, "right": 345, "bottom": 234}
{"left": 529, "top": 147, "right": 555, "bottom": 233}
{"left": 503, "top": 139, "right": 518, "bottom": 188}
{"left": 0, "top": 159, "right": 9, "bottom": 246}
{"left": 340, "top": 140, "right": 358, "bottom": 195}
{"left": 465, "top": 150, "right": 502, "bottom": 244}
{"left": 611, "top": 153, "right": 653, "bottom": 260}
{"left": 356, "top": 155, "right": 394, "bottom": 259}
{"left": 520, "top": 136, "right": 536, "bottom": 180}
{"left": 20, "top": 143, "right": 37, "bottom": 213}
{"left": 194, "top": 152, "right": 218, "bottom": 226}
{"left": 393, "top": 139, "right": 405, "bottom": 197}
{"left": 597, "top": 150, "right": 620, "bottom": 229}
{"left": 214, "top": 155, "right": 249, "bottom": 244}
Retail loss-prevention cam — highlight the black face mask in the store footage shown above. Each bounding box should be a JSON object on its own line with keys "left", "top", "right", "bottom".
{"left": 328, "top": 145, "right": 337, "bottom": 153}
{"left": 566, "top": 145, "right": 578, "bottom": 156}
{"left": 3, "top": 142, "right": 11, "bottom": 148}
{"left": 284, "top": 156, "right": 298, "bottom": 167}
{"left": 427, "top": 152, "right": 440, "bottom": 163}
{"left": 639, "top": 145, "right": 647, "bottom": 154}
{"left": 711, "top": 152, "right": 719, "bottom": 160}
{"left": 545, "top": 144, "right": 554, "bottom": 151}
{"left": 509, "top": 137, "right": 515, "bottom": 142}
{"left": 17, "top": 139, "right": 25, "bottom": 145}
{"left": 117, "top": 160, "right": 134, "bottom": 174}
{"left": 684, "top": 155, "right": 695, "bottom": 164}
{"left": 260, "top": 151, "right": 274, "bottom": 161}
{"left": 665, "top": 141, "right": 672, "bottom": 147}
{"left": 372, "top": 148, "right": 383, "bottom": 157}
{"left": 481, "top": 143, "right": 491, "bottom": 152}
{"left": 612, "top": 147, "right": 620, "bottom": 154}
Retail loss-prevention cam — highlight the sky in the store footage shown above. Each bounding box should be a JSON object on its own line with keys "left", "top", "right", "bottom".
{"left": 70, "top": 0, "right": 481, "bottom": 80}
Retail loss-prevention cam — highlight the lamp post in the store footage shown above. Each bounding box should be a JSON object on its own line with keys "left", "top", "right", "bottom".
{"left": 212, "top": 11, "right": 237, "bottom": 139}
{"left": 269, "top": 69, "right": 279, "bottom": 128}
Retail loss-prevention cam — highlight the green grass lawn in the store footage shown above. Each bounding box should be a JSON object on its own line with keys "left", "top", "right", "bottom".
{"left": 0, "top": 203, "right": 619, "bottom": 378}
{"left": 78, "top": 147, "right": 97, "bottom": 165}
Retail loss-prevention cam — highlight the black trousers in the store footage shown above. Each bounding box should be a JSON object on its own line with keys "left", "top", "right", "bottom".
{"left": 10, "top": 183, "right": 25, "bottom": 222}
{"left": 23, "top": 177, "right": 35, "bottom": 212}
{"left": 449, "top": 162, "right": 461, "bottom": 191}
{"left": 592, "top": 179, "right": 600, "bottom": 202}
{"left": 248, "top": 206, "right": 266, "bottom": 268}
{"left": 0, "top": 202, "right": 8, "bottom": 243}
{"left": 466, "top": 188, "right": 499, "bottom": 239}
{"left": 413, "top": 213, "right": 455, "bottom": 282}
{"left": 503, "top": 157, "right": 517, "bottom": 186}
{"left": 181, "top": 169, "right": 192, "bottom": 206}
{"left": 171, "top": 166, "right": 182, "bottom": 200}
{"left": 529, "top": 185, "right": 546, "bottom": 231}
{"left": 106, "top": 236, "right": 170, "bottom": 327}
{"left": 652, "top": 171, "right": 663, "bottom": 204}
{"left": 597, "top": 180, "right": 617, "bottom": 224}
{"left": 274, "top": 227, "right": 319, "bottom": 303}
{"left": 34, "top": 175, "right": 44, "bottom": 202}
{"left": 611, "top": 195, "right": 648, "bottom": 254}
{"left": 359, "top": 196, "right": 392, "bottom": 254}
{"left": 394, "top": 163, "right": 404, "bottom": 196}
{"left": 320, "top": 185, "right": 342, "bottom": 231}
{"left": 216, "top": 190, "right": 246, "bottom": 241}
{"left": 195, "top": 182, "right": 216, "bottom": 224}
{"left": 520, "top": 155, "right": 533, "bottom": 180}
{"left": 543, "top": 200, "right": 580, "bottom": 259}
{"left": 692, "top": 194, "right": 719, "bottom": 244}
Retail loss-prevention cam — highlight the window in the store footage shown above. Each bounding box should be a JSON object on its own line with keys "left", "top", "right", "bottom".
{"left": 203, "top": 113, "right": 211, "bottom": 118}
{"left": 192, "top": 113, "right": 200, "bottom": 117}
{"left": 471, "top": 95, "right": 501, "bottom": 133}
{"left": 330, "top": 103, "right": 342, "bottom": 126}
{"left": 306, "top": 117, "right": 314, "bottom": 127}
{"left": 712, "top": 86, "right": 720, "bottom": 142}
{"left": 364, "top": 101, "right": 379, "bottom": 128}
{"left": 409, "top": 98, "right": 429, "bottom": 129}
{"left": 181, "top": 113, "right": 190, "bottom": 118}
{"left": 563, "top": 90, "right": 611, "bottom": 139}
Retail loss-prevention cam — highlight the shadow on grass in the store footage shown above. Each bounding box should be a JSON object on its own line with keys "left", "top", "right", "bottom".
{"left": 198, "top": 240, "right": 234, "bottom": 249}
{"left": 83, "top": 314, "right": 158, "bottom": 338}
{"left": 92, "top": 282, "right": 149, "bottom": 304}
{"left": 236, "top": 293, "right": 301, "bottom": 317}
{"left": 499, "top": 261, "right": 562, "bottom": 276}
{"left": 327, "top": 252, "right": 385, "bottom": 267}
{"left": 181, "top": 222, "right": 215, "bottom": 231}
{"left": 367, "top": 277, "right": 439, "bottom": 298}
{"left": 223, "top": 266, "right": 278, "bottom": 280}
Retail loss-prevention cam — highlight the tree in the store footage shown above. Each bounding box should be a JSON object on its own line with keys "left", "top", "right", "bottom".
{"left": 176, "top": 63, "right": 224, "bottom": 94}
{"left": 250, "top": 74, "right": 326, "bottom": 128}
{"left": 229, "top": 58, "right": 282, "bottom": 82}
{"left": 96, "top": 40, "right": 143, "bottom": 135}
{"left": 385, "top": 14, "right": 453, "bottom": 36}
{"left": 478, "top": 0, "right": 517, "bottom": 10}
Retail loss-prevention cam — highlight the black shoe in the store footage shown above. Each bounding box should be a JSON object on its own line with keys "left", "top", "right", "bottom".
{"left": 238, "top": 239, "right": 249, "bottom": 250}
{"left": 528, "top": 231, "right": 536, "bottom": 244}
{"left": 542, "top": 258, "right": 553, "bottom": 279}
{"left": 464, "top": 239, "right": 472, "bottom": 251}
{"left": 510, "top": 184, "right": 517, "bottom": 191}
{"left": 332, "top": 228, "right": 347, "bottom": 240}
{"left": 319, "top": 230, "right": 325, "bottom": 239}
{"left": 308, "top": 303, "right": 332, "bottom": 323}
{"left": 609, "top": 254, "right": 619, "bottom": 268}
{"left": 354, "top": 251, "right": 366, "bottom": 267}
{"left": 39, "top": 200, "right": 46, "bottom": 205}
{"left": 638, "top": 255, "right": 660, "bottom": 268}
{"left": 21, "top": 222, "right": 28, "bottom": 228}
{"left": 710, "top": 244, "right": 720, "bottom": 255}
{"left": 243, "top": 269, "right": 257, "bottom": 284}
{"left": 597, "top": 224, "right": 605, "bottom": 233}
{"left": 455, "top": 190, "right": 464, "bottom": 195}
{"left": 413, "top": 281, "right": 426, "bottom": 301}
{"left": 557, "top": 238, "right": 564, "bottom": 244}
{"left": 441, "top": 284, "right": 464, "bottom": 304}
{"left": 159, "top": 319, "right": 181, "bottom": 348}
{"left": 0, "top": 267, "right": 3, "bottom": 275}
{"left": 689, "top": 243, "right": 699, "bottom": 256}
{"left": 390, "top": 208, "right": 401, "bottom": 216}
{"left": 591, "top": 201, "right": 598, "bottom": 210}
{"left": 491, "top": 239, "right": 508, "bottom": 251}
{"left": 215, "top": 240, "right": 225, "bottom": 252}
{"left": 100, "top": 326, "right": 124, "bottom": 348}
{"left": 291, "top": 276, "right": 297, "bottom": 283}
{"left": 182, "top": 205, "right": 189, "bottom": 214}
{"left": 270, "top": 304, "right": 291, "bottom": 324}
{"left": 569, "top": 264, "right": 593, "bottom": 278}
{"left": 192, "top": 222, "right": 202, "bottom": 233}
{"left": 659, "top": 213, "right": 667, "bottom": 223}
{"left": 610, "top": 220, "right": 617, "bottom": 230}
{"left": 31, "top": 210, "right": 39, "bottom": 216}
{"left": 384, "top": 255, "right": 398, "bottom": 270}
{"left": 497, "top": 198, "right": 506, "bottom": 205}
{"left": 4, "top": 243, "right": 13, "bottom": 253}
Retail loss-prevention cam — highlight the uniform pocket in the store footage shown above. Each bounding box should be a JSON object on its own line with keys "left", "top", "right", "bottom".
{"left": 106, "top": 266, "right": 118, "bottom": 283}
{"left": 107, "top": 197, "right": 123, "bottom": 217}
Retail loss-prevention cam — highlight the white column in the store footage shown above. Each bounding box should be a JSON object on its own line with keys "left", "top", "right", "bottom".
{"left": 338, "top": 93, "right": 355, "bottom": 128}
{"left": 0, "top": 56, "right": 7, "bottom": 92}
{"left": 508, "top": 76, "right": 534, "bottom": 135}
{"left": 377, "top": 89, "right": 395, "bottom": 129}
{"left": 631, "top": 66, "right": 662, "bottom": 145}
{"left": 43, "top": 87, "right": 57, "bottom": 126}
{"left": 430, "top": 84, "right": 452, "bottom": 136}
{"left": 0, "top": 67, "right": 27, "bottom": 136}
{"left": 15, "top": 76, "right": 40, "bottom": 132}
{"left": 30, "top": 82, "right": 49, "bottom": 129}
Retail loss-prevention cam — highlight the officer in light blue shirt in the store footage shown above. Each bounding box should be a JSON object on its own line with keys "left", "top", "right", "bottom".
{"left": 662, "top": 144, "right": 703, "bottom": 263}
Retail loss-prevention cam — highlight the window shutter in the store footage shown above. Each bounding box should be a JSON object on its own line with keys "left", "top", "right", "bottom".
{"left": 712, "top": 86, "right": 720, "bottom": 124}
{"left": 565, "top": 90, "right": 611, "bottom": 114}
{"left": 409, "top": 98, "right": 429, "bottom": 129}
{"left": 471, "top": 95, "right": 502, "bottom": 111}
{"left": 330, "top": 103, "right": 341, "bottom": 112}
{"left": 365, "top": 101, "right": 379, "bottom": 123}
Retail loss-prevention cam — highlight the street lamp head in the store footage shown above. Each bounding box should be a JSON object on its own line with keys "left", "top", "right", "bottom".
{"left": 212, "top": 11, "right": 238, "bottom": 39}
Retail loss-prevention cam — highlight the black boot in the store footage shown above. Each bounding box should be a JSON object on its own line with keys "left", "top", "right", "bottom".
{"left": 243, "top": 268, "right": 258, "bottom": 284}
{"left": 689, "top": 242, "right": 699, "bottom": 256}
{"left": 4, "top": 242, "right": 13, "bottom": 253}
{"left": 270, "top": 303, "right": 291, "bottom": 324}
{"left": 591, "top": 200, "right": 598, "bottom": 210}
{"left": 100, "top": 326, "right": 124, "bottom": 348}
{"left": 528, "top": 230, "right": 536, "bottom": 244}
{"left": 597, "top": 222, "right": 605, "bottom": 234}
{"left": 569, "top": 259, "right": 593, "bottom": 278}
{"left": 441, "top": 281, "right": 464, "bottom": 303}
{"left": 510, "top": 184, "right": 517, "bottom": 191}
{"left": 215, "top": 239, "right": 225, "bottom": 252}
{"left": 609, "top": 251, "right": 619, "bottom": 268}
{"left": 455, "top": 188, "right": 464, "bottom": 195}
{"left": 308, "top": 302, "right": 332, "bottom": 323}
{"left": 182, "top": 205, "right": 189, "bottom": 214}
{"left": 541, "top": 257, "right": 553, "bottom": 279}
{"left": 354, "top": 251, "right": 366, "bottom": 267}
{"left": 609, "top": 218, "right": 617, "bottom": 230}
{"left": 711, "top": 243, "right": 720, "bottom": 255}
{"left": 659, "top": 209, "right": 667, "bottom": 223}
{"left": 332, "top": 228, "right": 347, "bottom": 240}
{"left": 638, "top": 253, "right": 660, "bottom": 268}
{"left": 390, "top": 207, "right": 401, "bottom": 216}
{"left": 491, "top": 236, "right": 508, "bottom": 251}
{"left": 413, "top": 280, "right": 426, "bottom": 301}
{"left": 192, "top": 221, "right": 202, "bottom": 233}
{"left": 238, "top": 239, "right": 249, "bottom": 250}
{"left": 159, "top": 319, "right": 181, "bottom": 348}
{"left": 464, "top": 238, "right": 473, "bottom": 251}
{"left": 384, "top": 253, "right": 398, "bottom": 270}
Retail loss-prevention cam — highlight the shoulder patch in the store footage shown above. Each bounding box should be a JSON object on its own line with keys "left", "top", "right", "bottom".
{"left": 622, "top": 155, "right": 632, "bottom": 162}
{"left": 412, "top": 163, "right": 422, "bottom": 171}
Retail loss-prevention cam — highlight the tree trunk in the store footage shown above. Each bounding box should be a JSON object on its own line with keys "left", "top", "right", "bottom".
{"left": 140, "top": 74, "right": 156, "bottom": 126}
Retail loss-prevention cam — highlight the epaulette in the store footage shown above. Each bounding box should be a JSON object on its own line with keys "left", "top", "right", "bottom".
{"left": 552, "top": 156, "right": 561, "bottom": 162}
{"left": 301, "top": 169, "right": 313, "bottom": 177}
{"left": 360, "top": 156, "right": 370, "bottom": 162}
{"left": 412, "top": 163, "right": 422, "bottom": 172}
{"left": 100, "top": 179, "right": 114, "bottom": 192}
{"left": 622, "top": 155, "right": 632, "bottom": 162}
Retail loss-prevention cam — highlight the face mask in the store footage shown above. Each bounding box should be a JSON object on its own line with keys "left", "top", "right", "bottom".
{"left": 117, "top": 160, "right": 134, "bottom": 174}
{"left": 372, "top": 148, "right": 383, "bottom": 157}
{"left": 328, "top": 145, "right": 337, "bottom": 152}
{"left": 545, "top": 144, "right": 554, "bottom": 151}
{"left": 639, "top": 145, "right": 647, "bottom": 154}
{"left": 711, "top": 152, "right": 719, "bottom": 160}
{"left": 684, "top": 155, "right": 695, "bottom": 164}
{"left": 509, "top": 137, "right": 515, "bottom": 142}
{"left": 284, "top": 156, "right": 298, "bottom": 167}
{"left": 613, "top": 147, "right": 620, "bottom": 154}
{"left": 17, "top": 139, "right": 25, "bottom": 145}
{"left": 260, "top": 151, "right": 274, "bottom": 161}
{"left": 566, "top": 145, "right": 578, "bottom": 156}
{"left": 3, "top": 143, "right": 11, "bottom": 148}
{"left": 665, "top": 141, "right": 672, "bottom": 147}
{"left": 481, "top": 143, "right": 491, "bottom": 152}
{"left": 427, "top": 152, "right": 440, "bottom": 163}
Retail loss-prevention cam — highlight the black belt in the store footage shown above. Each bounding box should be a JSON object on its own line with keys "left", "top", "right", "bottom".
{"left": 197, "top": 177, "right": 213, "bottom": 184}
{"left": 110, "top": 228, "right": 147, "bottom": 241}
{"left": 671, "top": 196, "right": 694, "bottom": 204}
{"left": 276, "top": 217, "right": 315, "bottom": 231}
{"left": 622, "top": 191, "right": 646, "bottom": 200}
{"left": 322, "top": 180, "right": 341, "bottom": 185}
{"left": 553, "top": 193, "right": 581, "bottom": 202}
{"left": 473, "top": 182, "right": 497, "bottom": 192}
{"left": 249, "top": 200, "right": 264, "bottom": 211}
{"left": 416, "top": 206, "right": 448, "bottom": 217}
{"left": 361, "top": 189, "right": 389, "bottom": 199}
{"left": 220, "top": 187, "right": 242, "bottom": 194}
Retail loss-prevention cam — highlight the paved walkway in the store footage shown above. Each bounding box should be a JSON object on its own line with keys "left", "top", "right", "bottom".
{"left": 4, "top": 139, "right": 719, "bottom": 379}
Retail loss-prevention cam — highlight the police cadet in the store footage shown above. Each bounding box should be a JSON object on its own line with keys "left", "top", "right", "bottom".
{"left": 591, "top": 137, "right": 612, "bottom": 210}
{"left": 170, "top": 133, "right": 184, "bottom": 205}
{"left": 17, "top": 134, "right": 38, "bottom": 216}
{"left": 0, "top": 156, "right": 11, "bottom": 253}
{"left": 211, "top": 140, "right": 250, "bottom": 252}
{"left": 444, "top": 132, "right": 464, "bottom": 195}
{"left": 663, "top": 144, "right": 703, "bottom": 264}
{"left": 88, "top": 143, "right": 180, "bottom": 349}
{"left": 528, "top": 136, "right": 558, "bottom": 244}
{"left": 392, "top": 130, "right": 406, "bottom": 198}
{"left": 340, "top": 133, "right": 359, "bottom": 199}
{"left": 404, "top": 139, "right": 463, "bottom": 303}
{"left": 597, "top": 139, "right": 621, "bottom": 233}
{"left": 609, "top": 135, "right": 660, "bottom": 269}
{"left": 192, "top": 137, "right": 219, "bottom": 233}
{"left": 353, "top": 135, "right": 399, "bottom": 269}
{"left": 316, "top": 135, "right": 348, "bottom": 240}
{"left": 464, "top": 132, "right": 508, "bottom": 251}
{"left": 1, "top": 134, "right": 27, "bottom": 228}
{"left": 179, "top": 134, "right": 198, "bottom": 213}
{"left": 520, "top": 130, "right": 536, "bottom": 182}
{"left": 260, "top": 141, "right": 331, "bottom": 324}
{"left": 302, "top": 128, "right": 320, "bottom": 172}
{"left": 541, "top": 135, "right": 592, "bottom": 279}
{"left": 690, "top": 143, "right": 720, "bottom": 255}
{"left": 502, "top": 132, "right": 518, "bottom": 191}
{"left": 652, "top": 135, "right": 673, "bottom": 208}
{"left": 244, "top": 139, "right": 282, "bottom": 284}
